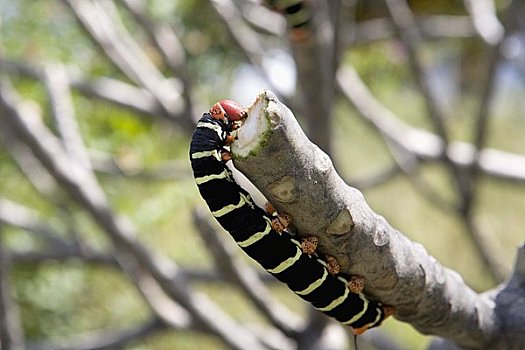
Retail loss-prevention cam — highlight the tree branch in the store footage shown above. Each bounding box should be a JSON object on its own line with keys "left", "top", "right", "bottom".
{"left": 230, "top": 90, "right": 521, "bottom": 349}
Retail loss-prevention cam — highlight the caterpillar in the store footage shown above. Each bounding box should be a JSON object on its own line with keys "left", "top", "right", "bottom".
{"left": 189, "top": 100, "right": 393, "bottom": 335}
{"left": 265, "top": 0, "right": 312, "bottom": 42}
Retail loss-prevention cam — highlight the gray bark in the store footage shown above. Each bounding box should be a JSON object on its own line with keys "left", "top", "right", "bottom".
{"left": 231, "top": 90, "right": 525, "bottom": 349}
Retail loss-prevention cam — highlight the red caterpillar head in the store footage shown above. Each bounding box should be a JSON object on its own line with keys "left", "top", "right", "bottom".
{"left": 210, "top": 100, "right": 247, "bottom": 122}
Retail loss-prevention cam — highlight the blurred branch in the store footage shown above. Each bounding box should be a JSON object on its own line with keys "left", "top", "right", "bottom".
{"left": 208, "top": 0, "right": 291, "bottom": 103}
{"left": 27, "top": 318, "right": 166, "bottom": 350}
{"left": 238, "top": 0, "right": 286, "bottom": 36}
{"left": 344, "top": 15, "right": 476, "bottom": 45}
{"left": 43, "top": 64, "right": 92, "bottom": 171}
{"left": 0, "top": 57, "right": 165, "bottom": 118}
{"left": 337, "top": 66, "right": 511, "bottom": 281}
{"left": 61, "top": 0, "right": 192, "bottom": 132}
{"left": 0, "top": 225, "right": 26, "bottom": 350}
{"left": 0, "top": 128, "right": 57, "bottom": 196}
{"left": 121, "top": 0, "right": 187, "bottom": 76}
{"left": 384, "top": 0, "right": 449, "bottom": 144}
{"left": 120, "top": 0, "right": 195, "bottom": 119}
{"left": 89, "top": 149, "right": 192, "bottom": 180}
{"left": 464, "top": 0, "right": 504, "bottom": 45}
{"left": 336, "top": 66, "right": 525, "bottom": 184}
{"left": 463, "top": 0, "right": 520, "bottom": 209}
{"left": 0, "top": 198, "right": 70, "bottom": 249}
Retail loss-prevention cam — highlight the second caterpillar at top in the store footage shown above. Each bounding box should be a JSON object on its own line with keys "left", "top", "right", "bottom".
{"left": 189, "top": 99, "right": 393, "bottom": 335}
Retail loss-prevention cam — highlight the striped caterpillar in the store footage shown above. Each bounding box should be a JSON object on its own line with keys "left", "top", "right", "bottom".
{"left": 189, "top": 100, "right": 393, "bottom": 335}
{"left": 265, "top": 0, "right": 312, "bottom": 42}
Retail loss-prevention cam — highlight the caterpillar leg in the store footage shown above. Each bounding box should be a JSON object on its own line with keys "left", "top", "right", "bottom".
{"left": 210, "top": 102, "right": 227, "bottom": 121}
{"left": 264, "top": 202, "right": 276, "bottom": 215}
{"left": 225, "top": 134, "right": 236, "bottom": 146}
{"left": 221, "top": 150, "right": 232, "bottom": 162}
{"left": 264, "top": 202, "right": 292, "bottom": 233}
{"left": 351, "top": 305, "right": 395, "bottom": 335}
{"left": 271, "top": 213, "right": 292, "bottom": 233}
{"left": 347, "top": 275, "right": 365, "bottom": 294}
{"left": 325, "top": 255, "right": 340, "bottom": 275}
{"left": 301, "top": 236, "right": 318, "bottom": 255}
{"left": 382, "top": 305, "right": 395, "bottom": 318}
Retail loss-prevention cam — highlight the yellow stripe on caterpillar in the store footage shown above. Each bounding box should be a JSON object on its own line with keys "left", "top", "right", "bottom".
{"left": 212, "top": 192, "right": 252, "bottom": 217}
{"left": 341, "top": 294, "right": 369, "bottom": 325}
{"left": 197, "top": 121, "right": 224, "bottom": 138}
{"left": 237, "top": 217, "right": 273, "bottom": 248}
{"left": 195, "top": 168, "right": 230, "bottom": 185}
{"left": 316, "top": 285, "right": 350, "bottom": 312}
{"left": 267, "top": 246, "right": 302, "bottom": 273}
{"left": 294, "top": 268, "right": 328, "bottom": 296}
{"left": 191, "top": 150, "right": 220, "bottom": 161}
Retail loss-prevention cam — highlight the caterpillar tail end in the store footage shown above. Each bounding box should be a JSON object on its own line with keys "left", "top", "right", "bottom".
{"left": 351, "top": 305, "right": 395, "bottom": 335}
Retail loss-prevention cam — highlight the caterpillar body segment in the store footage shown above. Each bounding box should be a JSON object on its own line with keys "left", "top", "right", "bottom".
{"left": 265, "top": 0, "right": 312, "bottom": 42}
{"left": 189, "top": 102, "right": 392, "bottom": 334}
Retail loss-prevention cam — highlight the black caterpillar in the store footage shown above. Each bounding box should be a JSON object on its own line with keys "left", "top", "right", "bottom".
{"left": 265, "top": 0, "right": 312, "bottom": 41}
{"left": 189, "top": 100, "right": 392, "bottom": 335}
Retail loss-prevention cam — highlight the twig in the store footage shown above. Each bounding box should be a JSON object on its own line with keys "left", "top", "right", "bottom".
{"left": 463, "top": 0, "right": 520, "bottom": 211}
{"left": 0, "top": 57, "right": 165, "bottom": 120}
{"left": 120, "top": 0, "right": 195, "bottom": 119}
{"left": 207, "top": 0, "right": 290, "bottom": 103}
{"left": 0, "top": 198, "right": 70, "bottom": 248}
{"left": 61, "top": 0, "right": 191, "bottom": 131}
{"left": 384, "top": 0, "right": 449, "bottom": 143}
{"left": 26, "top": 318, "right": 166, "bottom": 350}
{"left": 460, "top": 0, "right": 521, "bottom": 282}
{"left": 342, "top": 16, "right": 476, "bottom": 46}
{"left": 43, "top": 63, "right": 92, "bottom": 171}
{"left": 0, "top": 129, "right": 57, "bottom": 196}
{"left": 336, "top": 66, "right": 525, "bottom": 184}
{"left": 464, "top": 0, "right": 504, "bottom": 45}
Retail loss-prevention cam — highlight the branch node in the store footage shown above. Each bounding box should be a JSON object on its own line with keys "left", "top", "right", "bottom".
{"left": 268, "top": 176, "right": 296, "bottom": 203}
{"left": 326, "top": 209, "right": 354, "bottom": 236}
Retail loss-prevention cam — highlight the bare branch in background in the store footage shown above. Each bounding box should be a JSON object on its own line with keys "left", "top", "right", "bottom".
{"left": 464, "top": 0, "right": 504, "bottom": 45}
{"left": 337, "top": 66, "right": 509, "bottom": 281}
{"left": 462, "top": 0, "right": 521, "bottom": 213}
{"left": 384, "top": 0, "right": 450, "bottom": 143}
{"left": 336, "top": 67, "right": 525, "bottom": 185}
{"left": 0, "top": 57, "right": 165, "bottom": 117}
{"left": 61, "top": 0, "right": 192, "bottom": 131}
{"left": 0, "top": 198, "right": 70, "bottom": 248}
{"left": 43, "top": 64, "right": 92, "bottom": 171}
{"left": 121, "top": 0, "right": 195, "bottom": 118}
{"left": 0, "top": 129, "right": 57, "bottom": 196}
{"left": 344, "top": 16, "right": 477, "bottom": 45}
{"left": 26, "top": 319, "right": 165, "bottom": 350}
{"left": 0, "top": 225, "right": 26, "bottom": 350}
{"left": 208, "top": 0, "right": 292, "bottom": 104}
